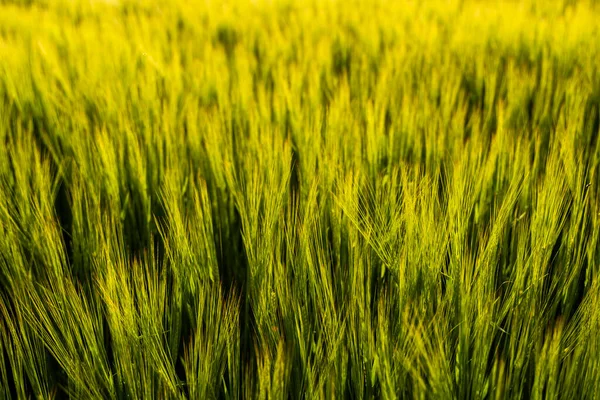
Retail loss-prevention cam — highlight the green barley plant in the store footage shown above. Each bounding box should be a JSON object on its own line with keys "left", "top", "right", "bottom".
{"left": 1, "top": 0, "right": 600, "bottom": 398}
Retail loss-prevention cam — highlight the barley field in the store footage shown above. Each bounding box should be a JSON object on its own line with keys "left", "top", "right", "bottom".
{"left": 1, "top": 0, "right": 600, "bottom": 398}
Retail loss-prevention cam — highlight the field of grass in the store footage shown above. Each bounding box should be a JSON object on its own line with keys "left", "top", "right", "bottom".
{"left": 1, "top": 0, "right": 600, "bottom": 398}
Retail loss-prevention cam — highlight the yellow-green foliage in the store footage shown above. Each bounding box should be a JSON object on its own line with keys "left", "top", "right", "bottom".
{"left": 1, "top": 0, "right": 600, "bottom": 398}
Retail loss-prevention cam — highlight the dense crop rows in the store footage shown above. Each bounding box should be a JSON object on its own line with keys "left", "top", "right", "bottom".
{"left": 1, "top": 0, "right": 600, "bottom": 398}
